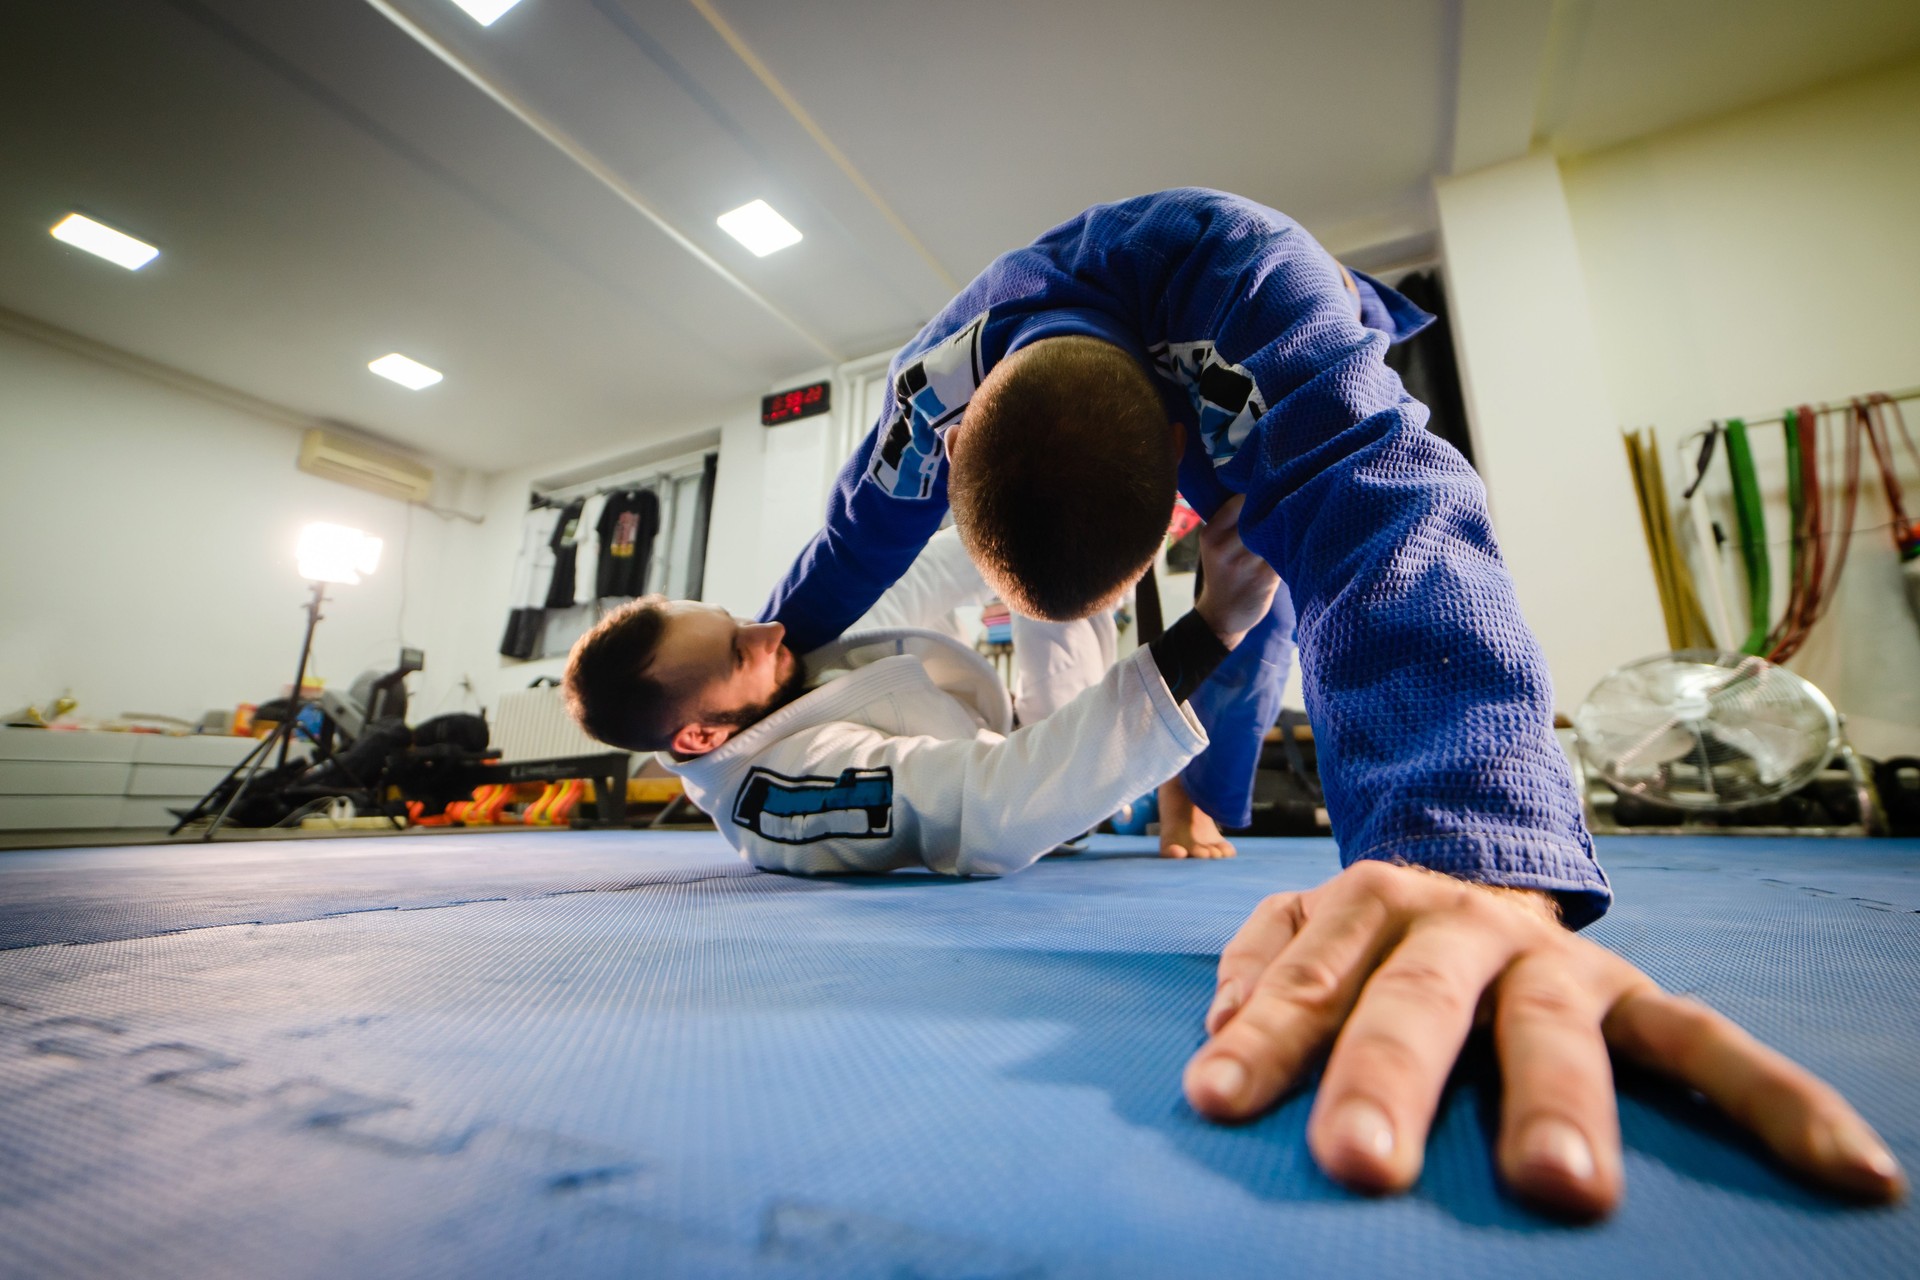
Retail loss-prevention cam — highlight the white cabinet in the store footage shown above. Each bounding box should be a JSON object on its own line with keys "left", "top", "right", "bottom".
{"left": 0, "top": 729, "right": 256, "bottom": 830}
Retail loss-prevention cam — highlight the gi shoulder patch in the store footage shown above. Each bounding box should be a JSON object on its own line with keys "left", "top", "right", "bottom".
{"left": 1148, "top": 340, "right": 1267, "bottom": 468}
{"left": 867, "top": 312, "right": 988, "bottom": 500}
{"left": 732, "top": 766, "right": 895, "bottom": 845}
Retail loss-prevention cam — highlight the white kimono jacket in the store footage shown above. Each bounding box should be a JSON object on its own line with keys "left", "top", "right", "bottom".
{"left": 662, "top": 629, "right": 1207, "bottom": 877}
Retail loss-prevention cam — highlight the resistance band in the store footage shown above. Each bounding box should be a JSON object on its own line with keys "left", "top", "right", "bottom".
{"left": 1681, "top": 426, "right": 1737, "bottom": 649}
{"left": 1722, "top": 418, "right": 1772, "bottom": 655}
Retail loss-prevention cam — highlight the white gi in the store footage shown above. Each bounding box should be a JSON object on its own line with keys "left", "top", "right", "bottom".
{"left": 661, "top": 630, "right": 1206, "bottom": 877}
{"left": 852, "top": 526, "right": 1119, "bottom": 724}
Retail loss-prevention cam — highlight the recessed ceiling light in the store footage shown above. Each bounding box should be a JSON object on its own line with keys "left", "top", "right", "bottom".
{"left": 717, "top": 199, "right": 802, "bottom": 257}
{"left": 449, "top": 0, "right": 523, "bottom": 26}
{"left": 50, "top": 213, "right": 159, "bottom": 271}
{"left": 368, "top": 353, "right": 444, "bottom": 390}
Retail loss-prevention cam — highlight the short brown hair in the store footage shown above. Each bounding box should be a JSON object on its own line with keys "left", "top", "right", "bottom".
{"left": 949, "top": 337, "right": 1175, "bottom": 620}
{"left": 562, "top": 596, "right": 678, "bottom": 752}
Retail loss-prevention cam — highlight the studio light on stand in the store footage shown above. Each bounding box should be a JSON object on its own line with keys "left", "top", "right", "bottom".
{"left": 170, "top": 523, "right": 383, "bottom": 840}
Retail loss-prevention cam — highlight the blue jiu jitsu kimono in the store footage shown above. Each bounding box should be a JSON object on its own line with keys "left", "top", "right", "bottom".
{"left": 761, "top": 188, "right": 1610, "bottom": 925}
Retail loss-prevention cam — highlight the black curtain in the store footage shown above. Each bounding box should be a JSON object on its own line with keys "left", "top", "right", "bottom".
{"left": 1383, "top": 269, "right": 1476, "bottom": 471}
{"left": 683, "top": 452, "right": 719, "bottom": 601}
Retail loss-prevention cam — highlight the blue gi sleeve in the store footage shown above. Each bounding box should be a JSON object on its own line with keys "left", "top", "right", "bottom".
{"left": 1215, "top": 267, "right": 1608, "bottom": 925}
{"left": 1178, "top": 591, "right": 1295, "bottom": 829}
{"left": 758, "top": 421, "right": 950, "bottom": 654}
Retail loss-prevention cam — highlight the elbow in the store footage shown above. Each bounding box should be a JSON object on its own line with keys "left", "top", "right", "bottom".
{"left": 948, "top": 832, "right": 1042, "bottom": 879}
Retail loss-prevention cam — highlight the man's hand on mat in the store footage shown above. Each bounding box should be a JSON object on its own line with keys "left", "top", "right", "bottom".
{"left": 1182, "top": 860, "right": 1906, "bottom": 1219}
{"left": 1193, "top": 496, "right": 1279, "bottom": 649}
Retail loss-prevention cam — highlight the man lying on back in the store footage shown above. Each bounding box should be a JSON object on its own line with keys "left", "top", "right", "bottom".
{"left": 561, "top": 498, "right": 1277, "bottom": 876}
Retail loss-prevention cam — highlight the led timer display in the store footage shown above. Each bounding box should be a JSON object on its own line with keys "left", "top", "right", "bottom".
{"left": 761, "top": 380, "right": 831, "bottom": 426}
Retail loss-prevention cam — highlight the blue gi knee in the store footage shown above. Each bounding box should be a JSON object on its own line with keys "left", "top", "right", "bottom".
{"left": 1178, "top": 587, "right": 1295, "bottom": 828}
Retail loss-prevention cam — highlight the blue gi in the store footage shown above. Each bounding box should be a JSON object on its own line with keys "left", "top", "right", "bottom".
{"left": 761, "top": 189, "right": 1609, "bottom": 924}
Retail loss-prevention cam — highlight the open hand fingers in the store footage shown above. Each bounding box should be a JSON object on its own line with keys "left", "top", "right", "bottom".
{"left": 1309, "top": 915, "right": 1519, "bottom": 1193}
{"left": 1204, "top": 892, "right": 1302, "bottom": 1033}
{"left": 1185, "top": 887, "right": 1397, "bottom": 1120}
{"left": 1492, "top": 954, "right": 1625, "bottom": 1218}
{"left": 1604, "top": 988, "right": 1906, "bottom": 1203}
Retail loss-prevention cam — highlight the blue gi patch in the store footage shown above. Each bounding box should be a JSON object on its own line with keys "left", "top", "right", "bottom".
{"left": 732, "top": 767, "right": 895, "bottom": 845}
{"left": 1150, "top": 340, "right": 1266, "bottom": 467}
{"left": 868, "top": 313, "right": 987, "bottom": 500}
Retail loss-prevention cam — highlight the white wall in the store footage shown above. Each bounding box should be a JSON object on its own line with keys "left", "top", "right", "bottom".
{"left": 0, "top": 328, "right": 480, "bottom": 726}
{"left": 434, "top": 382, "right": 846, "bottom": 717}
{"left": 1560, "top": 56, "right": 1920, "bottom": 756}
{"left": 1433, "top": 152, "right": 1669, "bottom": 711}
{"left": 700, "top": 383, "right": 842, "bottom": 617}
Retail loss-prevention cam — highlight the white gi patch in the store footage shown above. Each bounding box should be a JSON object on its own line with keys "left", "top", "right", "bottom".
{"left": 868, "top": 312, "right": 988, "bottom": 500}
{"left": 1149, "top": 340, "right": 1266, "bottom": 467}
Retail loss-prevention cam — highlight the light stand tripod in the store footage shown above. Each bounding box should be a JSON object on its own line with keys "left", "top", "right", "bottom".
{"left": 170, "top": 580, "right": 330, "bottom": 840}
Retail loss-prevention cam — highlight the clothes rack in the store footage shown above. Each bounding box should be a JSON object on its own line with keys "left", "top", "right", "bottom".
{"left": 1735, "top": 385, "right": 1920, "bottom": 429}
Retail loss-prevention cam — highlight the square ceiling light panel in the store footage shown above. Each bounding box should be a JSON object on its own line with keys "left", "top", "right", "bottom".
{"left": 717, "top": 200, "right": 803, "bottom": 257}
{"left": 50, "top": 213, "right": 160, "bottom": 271}
{"left": 449, "top": 0, "right": 524, "bottom": 25}
{"left": 368, "top": 353, "right": 444, "bottom": 390}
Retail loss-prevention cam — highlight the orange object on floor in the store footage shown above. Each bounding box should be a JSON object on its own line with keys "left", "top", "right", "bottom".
{"left": 467, "top": 785, "right": 514, "bottom": 825}
{"left": 405, "top": 800, "right": 456, "bottom": 828}
{"left": 522, "top": 782, "right": 560, "bottom": 826}
{"left": 545, "top": 778, "right": 585, "bottom": 825}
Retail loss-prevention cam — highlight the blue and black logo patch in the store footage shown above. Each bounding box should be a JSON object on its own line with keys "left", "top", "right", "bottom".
{"left": 732, "top": 766, "right": 895, "bottom": 845}
{"left": 867, "top": 312, "right": 987, "bottom": 500}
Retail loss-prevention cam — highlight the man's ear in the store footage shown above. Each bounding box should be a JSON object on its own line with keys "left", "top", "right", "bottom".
{"left": 1169, "top": 419, "right": 1185, "bottom": 460}
{"left": 669, "top": 721, "right": 734, "bottom": 757}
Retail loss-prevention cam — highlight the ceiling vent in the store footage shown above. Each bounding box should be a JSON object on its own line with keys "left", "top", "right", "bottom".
{"left": 297, "top": 429, "right": 435, "bottom": 503}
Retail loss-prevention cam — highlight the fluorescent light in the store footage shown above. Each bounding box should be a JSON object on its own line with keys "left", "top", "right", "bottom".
{"left": 717, "top": 199, "right": 802, "bottom": 257}
{"left": 449, "top": 0, "right": 523, "bottom": 26}
{"left": 368, "top": 352, "right": 443, "bottom": 390}
{"left": 50, "top": 213, "right": 159, "bottom": 271}
{"left": 297, "top": 523, "right": 383, "bottom": 585}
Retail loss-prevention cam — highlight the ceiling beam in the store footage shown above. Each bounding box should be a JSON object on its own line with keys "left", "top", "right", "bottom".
{"left": 361, "top": 0, "right": 844, "bottom": 363}
{"left": 0, "top": 303, "right": 325, "bottom": 435}
{"left": 686, "top": 0, "right": 958, "bottom": 293}
{"left": 1446, "top": 0, "right": 1558, "bottom": 175}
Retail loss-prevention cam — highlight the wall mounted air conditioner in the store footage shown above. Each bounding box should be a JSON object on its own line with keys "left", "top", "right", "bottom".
{"left": 298, "top": 429, "right": 435, "bottom": 503}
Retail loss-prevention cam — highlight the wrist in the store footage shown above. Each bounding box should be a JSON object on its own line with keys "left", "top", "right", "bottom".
{"left": 1148, "top": 610, "right": 1232, "bottom": 703}
{"left": 1192, "top": 595, "right": 1250, "bottom": 650}
{"left": 1476, "top": 883, "right": 1565, "bottom": 927}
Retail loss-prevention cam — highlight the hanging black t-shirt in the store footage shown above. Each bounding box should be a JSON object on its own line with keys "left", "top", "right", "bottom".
{"left": 596, "top": 489, "right": 660, "bottom": 598}
{"left": 543, "top": 499, "right": 587, "bottom": 609}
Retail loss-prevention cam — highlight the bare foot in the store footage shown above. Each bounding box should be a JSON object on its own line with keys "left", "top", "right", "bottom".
{"left": 1157, "top": 778, "right": 1237, "bottom": 859}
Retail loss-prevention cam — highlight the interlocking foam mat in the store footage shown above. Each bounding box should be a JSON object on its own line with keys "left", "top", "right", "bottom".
{"left": 1, "top": 834, "right": 1914, "bottom": 1278}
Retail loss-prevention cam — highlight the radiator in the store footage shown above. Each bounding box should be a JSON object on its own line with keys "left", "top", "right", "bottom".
{"left": 491, "top": 686, "right": 612, "bottom": 762}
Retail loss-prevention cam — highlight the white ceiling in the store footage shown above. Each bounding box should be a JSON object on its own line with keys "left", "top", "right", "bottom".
{"left": 3, "top": 0, "right": 1917, "bottom": 472}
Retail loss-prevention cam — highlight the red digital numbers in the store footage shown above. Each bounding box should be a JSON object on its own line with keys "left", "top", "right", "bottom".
{"left": 761, "top": 380, "right": 832, "bottom": 426}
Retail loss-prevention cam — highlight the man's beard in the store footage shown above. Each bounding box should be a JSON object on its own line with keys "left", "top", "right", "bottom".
{"left": 704, "top": 646, "right": 809, "bottom": 733}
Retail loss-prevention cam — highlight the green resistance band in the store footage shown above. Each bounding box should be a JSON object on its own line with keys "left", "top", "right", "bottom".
{"left": 1724, "top": 418, "right": 1771, "bottom": 654}
{"left": 1781, "top": 409, "right": 1805, "bottom": 638}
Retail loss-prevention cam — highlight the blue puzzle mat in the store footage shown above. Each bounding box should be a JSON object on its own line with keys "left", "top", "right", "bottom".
{"left": 0, "top": 833, "right": 1914, "bottom": 1278}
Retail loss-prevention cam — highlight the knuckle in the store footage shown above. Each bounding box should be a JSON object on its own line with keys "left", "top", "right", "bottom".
{"left": 1343, "top": 859, "right": 1399, "bottom": 896}
{"left": 1260, "top": 959, "right": 1347, "bottom": 1016}
{"left": 1254, "top": 892, "right": 1297, "bottom": 922}
{"left": 1337, "top": 1027, "right": 1429, "bottom": 1081}
{"left": 1501, "top": 979, "right": 1588, "bottom": 1025}
{"left": 1367, "top": 958, "right": 1471, "bottom": 1013}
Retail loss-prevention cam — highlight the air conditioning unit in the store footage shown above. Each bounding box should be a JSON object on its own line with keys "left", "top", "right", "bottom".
{"left": 298, "top": 429, "right": 435, "bottom": 503}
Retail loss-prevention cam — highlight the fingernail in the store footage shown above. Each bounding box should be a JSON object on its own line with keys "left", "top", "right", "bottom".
{"left": 1829, "top": 1122, "right": 1901, "bottom": 1181}
{"left": 1523, "top": 1118, "right": 1596, "bottom": 1183}
{"left": 1205, "top": 984, "right": 1242, "bottom": 1032}
{"left": 1194, "top": 1055, "right": 1248, "bottom": 1105}
{"left": 1329, "top": 1100, "right": 1395, "bottom": 1162}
